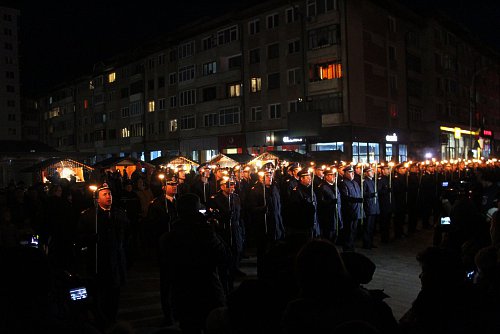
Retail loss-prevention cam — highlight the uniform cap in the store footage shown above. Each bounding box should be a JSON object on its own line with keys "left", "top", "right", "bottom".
{"left": 96, "top": 182, "right": 111, "bottom": 193}
{"left": 324, "top": 167, "right": 336, "bottom": 176}
{"left": 343, "top": 165, "right": 354, "bottom": 173}
{"left": 297, "top": 169, "right": 311, "bottom": 178}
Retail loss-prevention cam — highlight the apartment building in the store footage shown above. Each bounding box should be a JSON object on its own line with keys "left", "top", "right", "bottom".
{"left": 0, "top": 7, "right": 20, "bottom": 140}
{"left": 37, "top": 0, "right": 499, "bottom": 163}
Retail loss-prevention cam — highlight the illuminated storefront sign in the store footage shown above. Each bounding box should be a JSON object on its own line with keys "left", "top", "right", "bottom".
{"left": 385, "top": 133, "right": 398, "bottom": 142}
{"left": 440, "top": 126, "right": 478, "bottom": 139}
{"left": 283, "top": 136, "right": 303, "bottom": 143}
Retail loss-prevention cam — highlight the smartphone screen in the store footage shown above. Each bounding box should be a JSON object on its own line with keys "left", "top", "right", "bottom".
{"left": 69, "top": 287, "right": 88, "bottom": 301}
{"left": 440, "top": 217, "right": 451, "bottom": 225}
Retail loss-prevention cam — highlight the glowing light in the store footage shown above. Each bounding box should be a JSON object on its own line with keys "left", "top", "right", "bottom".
{"left": 60, "top": 167, "right": 74, "bottom": 180}
{"left": 158, "top": 174, "right": 165, "bottom": 180}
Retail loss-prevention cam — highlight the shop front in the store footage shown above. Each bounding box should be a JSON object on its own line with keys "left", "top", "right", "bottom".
{"left": 439, "top": 126, "right": 478, "bottom": 160}
{"left": 313, "top": 126, "right": 408, "bottom": 163}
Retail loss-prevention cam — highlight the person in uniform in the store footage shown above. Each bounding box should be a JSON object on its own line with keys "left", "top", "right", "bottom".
{"left": 339, "top": 165, "right": 363, "bottom": 252}
{"left": 191, "top": 164, "right": 213, "bottom": 207}
{"left": 207, "top": 177, "right": 244, "bottom": 293}
{"left": 247, "top": 167, "right": 285, "bottom": 276}
{"left": 420, "top": 164, "right": 436, "bottom": 229}
{"left": 145, "top": 180, "right": 178, "bottom": 322}
{"left": 287, "top": 169, "right": 320, "bottom": 242}
{"left": 377, "top": 165, "right": 393, "bottom": 243}
{"left": 407, "top": 163, "right": 420, "bottom": 235}
{"left": 280, "top": 163, "right": 300, "bottom": 226}
{"left": 312, "top": 165, "right": 324, "bottom": 189}
{"left": 393, "top": 164, "right": 408, "bottom": 239}
{"left": 315, "top": 166, "right": 343, "bottom": 242}
{"left": 362, "top": 166, "right": 380, "bottom": 249}
{"left": 77, "top": 183, "right": 130, "bottom": 327}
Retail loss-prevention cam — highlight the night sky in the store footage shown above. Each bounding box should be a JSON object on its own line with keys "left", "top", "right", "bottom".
{"left": 4, "top": 0, "right": 499, "bottom": 95}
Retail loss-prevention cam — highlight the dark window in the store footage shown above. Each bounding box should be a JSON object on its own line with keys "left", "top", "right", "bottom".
{"left": 268, "top": 43, "right": 280, "bottom": 59}
{"left": 268, "top": 73, "right": 280, "bottom": 89}
{"left": 148, "top": 79, "right": 154, "bottom": 91}
{"left": 228, "top": 55, "right": 242, "bottom": 69}
{"left": 130, "top": 81, "right": 144, "bottom": 95}
{"left": 121, "top": 88, "right": 129, "bottom": 98}
{"left": 158, "top": 76, "right": 165, "bottom": 88}
{"left": 308, "top": 24, "right": 340, "bottom": 49}
{"left": 202, "top": 86, "right": 217, "bottom": 101}
{"left": 249, "top": 49, "right": 260, "bottom": 64}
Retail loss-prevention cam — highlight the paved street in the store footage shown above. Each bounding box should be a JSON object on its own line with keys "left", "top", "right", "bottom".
{"left": 118, "top": 228, "right": 434, "bottom": 333}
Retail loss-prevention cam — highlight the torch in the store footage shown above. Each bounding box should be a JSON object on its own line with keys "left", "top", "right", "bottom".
{"left": 89, "top": 184, "right": 98, "bottom": 275}
{"left": 258, "top": 171, "right": 268, "bottom": 235}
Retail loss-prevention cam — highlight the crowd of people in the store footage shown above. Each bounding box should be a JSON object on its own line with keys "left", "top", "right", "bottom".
{"left": 0, "top": 158, "right": 499, "bottom": 333}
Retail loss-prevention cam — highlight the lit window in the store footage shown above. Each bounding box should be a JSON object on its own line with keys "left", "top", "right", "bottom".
{"left": 108, "top": 72, "right": 116, "bottom": 83}
{"left": 228, "top": 83, "right": 242, "bottom": 97}
{"left": 121, "top": 127, "right": 130, "bottom": 138}
{"left": 169, "top": 119, "right": 178, "bottom": 132}
{"left": 84, "top": 99, "right": 89, "bottom": 109}
{"left": 250, "top": 78, "right": 261, "bottom": 92}
{"left": 148, "top": 100, "right": 155, "bottom": 112}
{"left": 319, "top": 63, "right": 342, "bottom": 80}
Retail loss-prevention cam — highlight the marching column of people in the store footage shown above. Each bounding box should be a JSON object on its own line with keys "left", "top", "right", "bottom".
{"left": 2, "top": 159, "right": 499, "bottom": 333}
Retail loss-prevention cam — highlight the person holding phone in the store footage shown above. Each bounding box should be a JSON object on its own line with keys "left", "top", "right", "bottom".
{"left": 77, "top": 183, "right": 130, "bottom": 328}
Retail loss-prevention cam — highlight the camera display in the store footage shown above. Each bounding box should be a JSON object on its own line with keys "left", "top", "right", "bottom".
{"left": 441, "top": 181, "right": 449, "bottom": 187}
{"left": 440, "top": 217, "right": 451, "bottom": 225}
{"left": 69, "top": 287, "right": 88, "bottom": 301}
{"left": 19, "top": 234, "right": 39, "bottom": 248}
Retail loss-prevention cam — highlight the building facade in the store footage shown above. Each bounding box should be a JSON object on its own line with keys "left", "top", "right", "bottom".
{"left": 35, "top": 0, "right": 499, "bottom": 163}
{"left": 0, "top": 7, "right": 21, "bottom": 141}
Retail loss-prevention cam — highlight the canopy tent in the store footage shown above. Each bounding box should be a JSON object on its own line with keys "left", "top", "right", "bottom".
{"left": 207, "top": 153, "right": 253, "bottom": 168}
{"left": 150, "top": 155, "right": 199, "bottom": 172}
{"left": 93, "top": 156, "right": 154, "bottom": 177}
{"left": 21, "top": 158, "right": 94, "bottom": 183}
{"left": 247, "top": 151, "right": 305, "bottom": 170}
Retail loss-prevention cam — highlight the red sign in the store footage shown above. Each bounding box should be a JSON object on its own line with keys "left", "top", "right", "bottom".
{"left": 483, "top": 130, "right": 492, "bottom": 136}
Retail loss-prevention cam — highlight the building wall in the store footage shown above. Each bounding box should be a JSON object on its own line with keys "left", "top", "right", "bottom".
{"left": 35, "top": 0, "right": 499, "bottom": 162}
{"left": 0, "top": 7, "right": 20, "bottom": 140}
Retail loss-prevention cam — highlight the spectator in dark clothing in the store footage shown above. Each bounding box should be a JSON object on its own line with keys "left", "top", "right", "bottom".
{"left": 159, "top": 193, "right": 231, "bottom": 334}
{"left": 119, "top": 179, "right": 142, "bottom": 268}
{"left": 282, "top": 239, "right": 397, "bottom": 334}
{"left": 399, "top": 246, "right": 475, "bottom": 334}
{"left": 46, "top": 184, "right": 78, "bottom": 271}
{"left": 470, "top": 245, "right": 500, "bottom": 333}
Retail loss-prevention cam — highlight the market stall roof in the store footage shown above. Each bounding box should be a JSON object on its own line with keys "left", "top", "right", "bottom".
{"left": 248, "top": 151, "right": 305, "bottom": 165}
{"left": 93, "top": 156, "right": 154, "bottom": 169}
{"left": 304, "top": 150, "right": 342, "bottom": 166}
{"left": 21, "top": 157, "right": 94, "bottom": 173}
{"left": 208, "top": 153, "right": 253, "bottom": 167}
{"left": 150, "top": 155, "right": 200, "bottom": 168}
